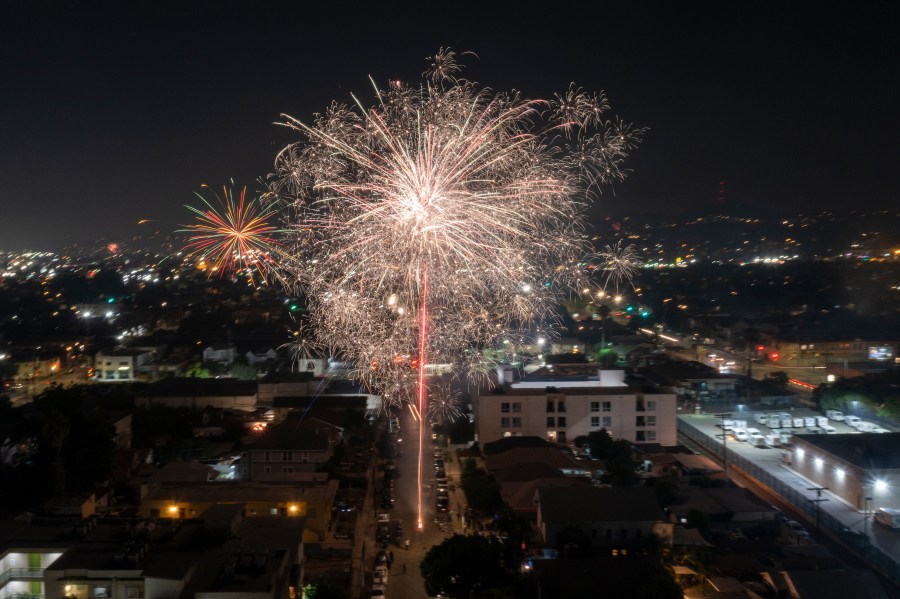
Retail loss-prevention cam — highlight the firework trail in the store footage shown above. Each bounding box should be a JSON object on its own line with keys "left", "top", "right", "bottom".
{"left": 269, "top": 49, "right": 644, "bottom": 529}
{"left": 179, "top": 181, "right": 283, "bottom": 284}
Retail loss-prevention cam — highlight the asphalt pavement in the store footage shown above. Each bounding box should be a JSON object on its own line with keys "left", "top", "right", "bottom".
{"left": 356, "top": 412, "right": 470, "bottom": 599}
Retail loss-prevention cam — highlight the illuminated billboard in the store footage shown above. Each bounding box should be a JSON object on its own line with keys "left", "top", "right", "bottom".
{"left": 868, "top": 346, "right": 894, "bottom": 361}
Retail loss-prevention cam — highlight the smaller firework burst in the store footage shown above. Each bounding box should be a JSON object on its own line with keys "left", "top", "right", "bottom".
{"left": 180, "top": 181, "right": 283, "bottom": 283}
{"left": 425, "top": 383, "right": 464, "bottom": 423}
{"left": 597, "top": 241, "right": 640, "bottom": 292}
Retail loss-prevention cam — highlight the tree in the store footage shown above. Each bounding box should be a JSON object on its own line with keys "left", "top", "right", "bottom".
{"left": 184, "top": 362, "right": 210, "bottom": 378}
{"left": 41, "top": 409, "right": 70, "bottom": 498}
{"left": 765, "top": 371, "right": 789, "bottom": 387}
{"left": 421, "top": 534, "right": 510, "bottom": 599}
{"left": 230, "top": 361, "right": 258, "bottom": 380}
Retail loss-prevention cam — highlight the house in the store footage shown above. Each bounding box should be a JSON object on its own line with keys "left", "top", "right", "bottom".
{"left": 242, "top": 413, "right": 341, "bottom": 481}
{"left": 94, "top": 349, "right": 153, "bottom": 382}
{"left": 477, "top": 368, "right": 677, "bottom": 446}
{"left": 670, "top": 487, "right": 779, "bottom": 532}
{"left": 639, "top": 360, "right": 737, "bottom": 399}
{"left": 134, "top": 378, "right": 258, "bottom": 409}
{"left": 202, "top": 344, "right": 236, "bottom": 365}
{"left": 42, "top": 507, "right": 307, "bottom": 599}
{"left": 535, "top": 486, "right": 673, "bottom": 549}
{"left": 140, "top": 481, "right": 336, "bottom": 541}
{"left": 246, "top": 348, "right": 279, "bottom": 366}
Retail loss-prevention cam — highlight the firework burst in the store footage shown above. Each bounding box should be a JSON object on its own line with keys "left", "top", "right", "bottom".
{"left": 269, "top": 49, "right": 643, "bottom": 528}
{"left": 180, "top": 181, "right": 283, "bottom": 283}
{"left": 271, "top": 50, "right": 644, "bottom": 384}
{"left": 596, "top": 240, "right": 640, "bottom": 292}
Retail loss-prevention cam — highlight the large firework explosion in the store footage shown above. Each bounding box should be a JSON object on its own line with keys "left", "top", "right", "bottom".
{"left": 269, "top": 49, "right": 643, "bottom": 527}
{"left": 270, "top": 49, "right": 643, "bottom": 387}
{"left": 179, "top": 181, "right": 283, "bottom": 284}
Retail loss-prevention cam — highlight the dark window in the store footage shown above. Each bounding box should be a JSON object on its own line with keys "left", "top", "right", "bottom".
{"left": 557, "top": 416, "right": 566, "bottom": 427}
{"left": 602, "top": 401, "right": 611, "bottom": 412}
{"left": 512, "top": 402, "right": 521, "bottom": 413}
{"left": 501, "top": 402, "right": 510, "bottom": 413}
{"left": 636, "top": 416, "right": 645, "bottom": 427}
{"left": 590, "top": 401, "right": 600, "bottom": 412}
{"left": 546, "top": 416, "right": 555, "bottom": 427}
{"left": 501, "top": 417, "right": 510, "bottom": 428}
{"left": 546, "top": 401, "right": 555, "bottom": 412}
{"left": 557, "top": 401, "right": 566, "bottom": 412}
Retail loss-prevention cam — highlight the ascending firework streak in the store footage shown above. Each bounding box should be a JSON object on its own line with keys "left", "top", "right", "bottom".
{"left": 179, "top": 181, "right": 283, "bottom": 284}
{"left": 269, "top": 49, "right": 644, "bottom": 530}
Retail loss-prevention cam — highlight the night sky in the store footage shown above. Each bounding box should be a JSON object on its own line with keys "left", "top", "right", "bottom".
{"left": 2, "top": 1, "right": 898, "bottom": 250}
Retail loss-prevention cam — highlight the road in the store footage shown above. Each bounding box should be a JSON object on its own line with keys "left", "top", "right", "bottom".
{"left": 356, "top": 410, "right": 470, "bottom": 599}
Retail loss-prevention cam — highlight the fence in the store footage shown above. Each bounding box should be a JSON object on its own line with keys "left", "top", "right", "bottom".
{"left": 678, "top": 418, "right": 900, "bottom": 585}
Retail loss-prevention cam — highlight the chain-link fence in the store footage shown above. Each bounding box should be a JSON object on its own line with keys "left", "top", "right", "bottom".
{"left": 678, "top": 417, "right": 900, "bottom": 584}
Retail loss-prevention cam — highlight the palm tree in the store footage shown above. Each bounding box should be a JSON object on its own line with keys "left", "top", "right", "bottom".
{"left": 42, "top": 409, "right": 70, "bottom": 499}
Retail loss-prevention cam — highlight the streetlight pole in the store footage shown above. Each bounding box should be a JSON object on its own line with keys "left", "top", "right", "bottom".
{"left": 806, "top": 486, "right": 828, "bottom": 543}
{"left": 714, "top": 412, "right": 732, "bottom": 477}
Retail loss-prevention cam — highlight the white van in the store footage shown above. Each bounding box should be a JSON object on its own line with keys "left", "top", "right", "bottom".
{"left": 857, "top": 421, "right": 876, "bottom": 433}
{"left": 821, "top": 425, "right": 837, "bottom": 434}
{"left": 845, "top": 415, "right": 861, "bottom": 428}
{"left": 875, "top": 508, "right": 900, "bottom": 530}
{"left": 781, "top": 418, "right": 793, "bottom": 429}
{"left": 793, "top": 418, "right": 805, "bottom": 428}
{"left": 769, "top": 417, "right": 781, "bottom": 429}
{"left": 779, "top": 432, "right": 793, "bottom": 445}
{"left": 749, "top": 434, "right": 767, "bottom": 447}
{"left": 816, "top": 416, "right": 829, "bottom": 427}
{"left": 804, "top": 417, "right": 817, "bottom": 427}
{"left": 733, "top": 429, "right": 749, "bottom": 442}
{"left": 720, "top": 419, "right": 734, "bottom": 430}
{"left": 754, "top": 413, "right": 769, "bottom": 426}
{"left": 765, "top": 434, "right": 781, "bottom": 447}
{"left": 826, "top": 410, "right": 845, "bottom": 421}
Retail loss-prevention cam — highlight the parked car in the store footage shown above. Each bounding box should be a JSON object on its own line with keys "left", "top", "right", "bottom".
{"left": 825, "top": 410, "right": 845, "bottom": 421}
{"left": 845, "top": 415, "right": 861, "bottom": 428}
{"left": 804, "top": 417, "right": 817, "bottom": 427}
{"left": 754, "top": 413, "right": 769, "bottom": 426}
{"left": 733, "top": 429, "right": 749, "bottom": 442}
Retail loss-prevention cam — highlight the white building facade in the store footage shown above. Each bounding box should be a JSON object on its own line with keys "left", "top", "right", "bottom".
{"left": 477, "top": 369, "right": 677, "bottom": 446}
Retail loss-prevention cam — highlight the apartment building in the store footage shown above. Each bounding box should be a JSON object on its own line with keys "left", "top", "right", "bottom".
{"left": 477, "top": 368, "right": 677, "bottom": 446}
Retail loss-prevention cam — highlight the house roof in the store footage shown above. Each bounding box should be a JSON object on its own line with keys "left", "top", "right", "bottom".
{"left": 138, "top": 378, "right": 257, "bottom": 397}
{"left": 147, "top": 461, "right": 216, "bottom": 485}
{"left": 249, "top": 418, "right": 331, "bottom": 452}
{"left": 537, "top": 486, "right": 664, "bottom": 524}
{"left": 640, "top": 360, "right": 724, "bottom": 384}
{"left": 485, "top": 447, "right": 586, "bottom": 474}
{"left": 492, "top": 461, "right": 566, "bottom": 483}
{"left": 794, "top": 433, "right": 900, "bottom": 470}
{"left": 503, "top": 477, "right": 588, "bottom": 512}
{"left": 483, "top": 435, "right": 556, "bottom": 456}
{"left": 142, "top": 480, "right": 338, "bottom": 503}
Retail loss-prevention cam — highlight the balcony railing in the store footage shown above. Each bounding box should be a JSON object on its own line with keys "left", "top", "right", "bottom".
{"left": 7, "top": 593, "right": 44, "bottom": 599}
{"left": 0, "top": 567, "right": 44, "bottom": 587}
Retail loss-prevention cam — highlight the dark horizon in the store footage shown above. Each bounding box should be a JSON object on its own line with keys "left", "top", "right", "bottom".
{"left": 2, "top": 1, "right": 898, "bottom": 250}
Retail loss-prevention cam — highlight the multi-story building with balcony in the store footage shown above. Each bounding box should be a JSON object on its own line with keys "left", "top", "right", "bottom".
{"left": 0, "top": 519, "right": 67, "bottom": 599}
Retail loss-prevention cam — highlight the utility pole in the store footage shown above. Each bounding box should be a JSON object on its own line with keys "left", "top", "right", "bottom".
{"left": 806, "top": 486, "right": 829, "bottom": 542}
{"left": 864, "top": 495, "right": 873, "bottom": 539}
{"left": 714, "top": 412, "right": 732, "bottom": 477}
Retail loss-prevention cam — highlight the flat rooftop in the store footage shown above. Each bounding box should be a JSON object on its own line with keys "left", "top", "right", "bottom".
{"left": 794, "top": 433, "right": 900, "bottom": 470}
